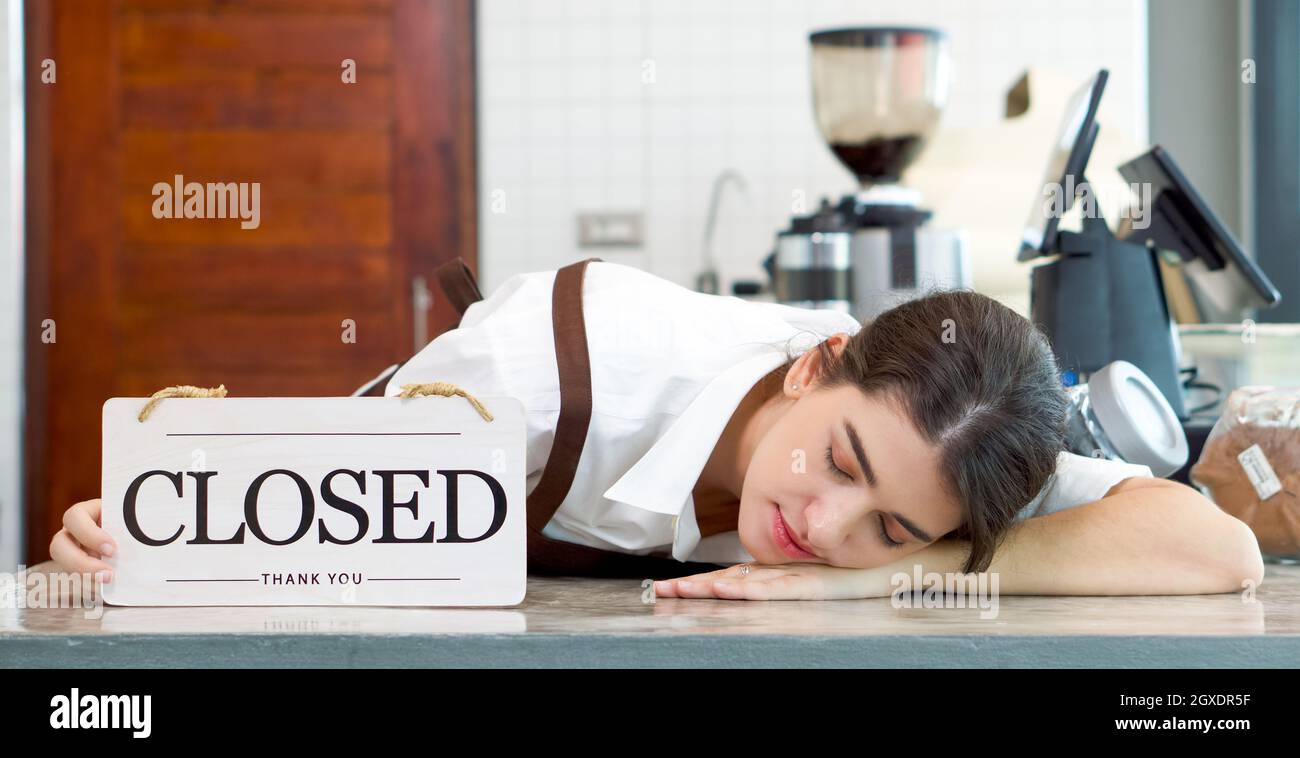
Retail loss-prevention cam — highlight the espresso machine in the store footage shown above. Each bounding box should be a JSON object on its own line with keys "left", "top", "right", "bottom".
{"left": 766, "top": 27, "right": 969, "bottom": 319}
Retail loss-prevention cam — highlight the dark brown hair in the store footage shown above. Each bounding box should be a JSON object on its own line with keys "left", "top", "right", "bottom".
{"left": 769, "top": 289, "right": 1068, "bottom": 574}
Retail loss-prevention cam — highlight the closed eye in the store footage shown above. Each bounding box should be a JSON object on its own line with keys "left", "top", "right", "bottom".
{"left": 828, "top": 441, "right": 905, "bottom": 548}
{"left": 824, "top": 445, "right": 852, "bottom": 482}
{"left": 878, "top": 513, "right": 904, "bottom": 548}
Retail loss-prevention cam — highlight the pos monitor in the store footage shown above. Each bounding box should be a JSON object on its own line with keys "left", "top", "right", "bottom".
{"left": 1022, "top": 69, "right": 1189, "bottom": 419}
{"left": 1118, "top": 145, "right": 1281, "bottom": 320}
{"left": 1019, "top": 70, "right": 1108, "bottom": 260}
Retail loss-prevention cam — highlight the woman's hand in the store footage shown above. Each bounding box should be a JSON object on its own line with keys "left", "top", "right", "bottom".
{"left": 654, "top": 562, "right": 889, "bottom": 600}
{"left": 48, "top": 498, "right": 115, "bottom": 582}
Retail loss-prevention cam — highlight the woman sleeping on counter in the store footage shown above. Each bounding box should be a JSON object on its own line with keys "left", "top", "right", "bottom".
{"left": 49, "top": 261, "right": 1265, "bottom": 600}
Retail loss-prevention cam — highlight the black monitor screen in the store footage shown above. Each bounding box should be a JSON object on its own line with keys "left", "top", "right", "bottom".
{"left": 1118, "top": 145, "right": 1281, "bottom": 315}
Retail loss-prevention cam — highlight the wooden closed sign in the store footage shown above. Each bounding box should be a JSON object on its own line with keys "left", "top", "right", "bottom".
{"left": 100, "top": 396, "right": 526, "bottom": 607}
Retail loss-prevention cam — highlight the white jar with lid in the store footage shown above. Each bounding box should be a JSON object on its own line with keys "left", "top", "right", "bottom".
{"left": 1063, "top": 360, "right": 1190, "bottom": 478}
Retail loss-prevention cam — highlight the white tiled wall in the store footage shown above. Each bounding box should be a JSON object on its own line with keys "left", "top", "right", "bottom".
{"left": 477, "top": 0, "right": 1148, "bottom": 304}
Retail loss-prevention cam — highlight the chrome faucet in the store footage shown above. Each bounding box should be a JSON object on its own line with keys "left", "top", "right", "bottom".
{"left": 698, "top": 169, "right": 748, "bottom": 294}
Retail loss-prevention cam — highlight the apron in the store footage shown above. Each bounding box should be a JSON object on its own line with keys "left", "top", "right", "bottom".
{"left": 365, "top": 256, "right": 726, "bottom": 580}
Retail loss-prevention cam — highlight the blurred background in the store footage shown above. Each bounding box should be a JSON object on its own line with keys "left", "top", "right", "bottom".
{"left": 475, "top": 0, "right": 1147, "bottom": 307}
{"left": 2, "top": 0, "right": 1297, "bottom": 570}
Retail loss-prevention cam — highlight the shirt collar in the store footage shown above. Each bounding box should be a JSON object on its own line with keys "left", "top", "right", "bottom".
{"left": 602, "top": 349, "right": 788, "bottom": 560}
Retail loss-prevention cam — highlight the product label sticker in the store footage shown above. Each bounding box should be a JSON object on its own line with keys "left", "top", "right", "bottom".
{"left": 1237, "top": 443, "right": 1283, "bottom": 502}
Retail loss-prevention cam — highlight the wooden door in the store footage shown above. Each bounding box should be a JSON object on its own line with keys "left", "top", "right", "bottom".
{"left": 24, "top": 0, "right": 477, "bottom": 562}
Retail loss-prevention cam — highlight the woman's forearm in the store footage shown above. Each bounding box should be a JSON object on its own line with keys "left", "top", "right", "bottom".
{"left": 850, "top": 479, "right": 1265, "bottom": 597}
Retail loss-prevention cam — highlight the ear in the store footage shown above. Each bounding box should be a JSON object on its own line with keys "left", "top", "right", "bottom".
{"left": 784, "top": 332, "right": 850, "bottom": 397}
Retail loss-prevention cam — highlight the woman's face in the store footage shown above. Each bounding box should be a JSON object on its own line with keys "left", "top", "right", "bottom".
{"left": 736, "top": 336, "right": 966, "bottom": 568}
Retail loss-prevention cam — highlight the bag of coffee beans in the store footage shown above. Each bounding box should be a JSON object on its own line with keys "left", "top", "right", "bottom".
{"left": 1189, "top": 386, "right": 1300, "bottom": 561}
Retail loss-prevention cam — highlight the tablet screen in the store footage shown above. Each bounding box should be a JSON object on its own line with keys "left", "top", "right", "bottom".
{"left": 1018, "top": 70, "right": 1109, "bottom": 260}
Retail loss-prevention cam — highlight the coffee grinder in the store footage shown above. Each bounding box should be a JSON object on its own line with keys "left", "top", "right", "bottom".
{"left": 766, "top": 27, "right": 970, "bottom": 319}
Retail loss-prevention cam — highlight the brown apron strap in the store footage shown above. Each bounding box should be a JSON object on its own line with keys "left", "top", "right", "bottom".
{"left": 434, "top": 256, "right": 485, "bottom": 323}
{"left": 358, "top": 257, "right": 487, "bottom": 397}
{"left": 525, "top": 258, "right": 599, "bottom": 534}
{"left": 523, "top": 258, "right": 724, "bottom": 579}
{"left": 367, "top": 255, "right": 721, "bottom": 578}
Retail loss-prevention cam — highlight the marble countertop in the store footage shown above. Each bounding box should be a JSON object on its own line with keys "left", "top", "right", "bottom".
{"left": 4, "top": 560, "right": 1300, "bottom": 667}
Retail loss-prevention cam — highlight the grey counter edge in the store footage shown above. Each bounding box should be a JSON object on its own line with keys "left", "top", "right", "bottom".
{"left": 4, "top": 633, "right": 1300, "bottom": 668}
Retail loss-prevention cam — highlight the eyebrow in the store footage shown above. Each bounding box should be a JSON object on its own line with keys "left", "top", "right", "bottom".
{"left": 842, "top": 418, "right": 937, "bottom": 543}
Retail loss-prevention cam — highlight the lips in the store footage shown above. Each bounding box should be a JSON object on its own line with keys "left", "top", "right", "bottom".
{"left": 772, "top": 503, "right": 817, "bottom": 560}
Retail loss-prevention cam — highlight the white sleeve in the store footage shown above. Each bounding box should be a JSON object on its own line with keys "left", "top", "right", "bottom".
{"left": 1016, "top": 451, "right": 1156, "bottom": 522}
{"left": 381, "top": 269, "right": 554, "bottom": 399}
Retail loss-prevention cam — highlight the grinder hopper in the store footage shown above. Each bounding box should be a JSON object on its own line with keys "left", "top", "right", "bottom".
{"left": 809, "top": 27, "right": 950, "bottom": 190}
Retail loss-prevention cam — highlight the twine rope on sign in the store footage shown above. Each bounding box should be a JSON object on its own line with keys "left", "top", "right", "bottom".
{"left": 137, "top": 384, "right": 228, "bottom": 422}
{"left": 398, "top": 382, "right": 494, "bottom": 422}
{"left": 135, "top": 381, "right": 493, "bottom": 423}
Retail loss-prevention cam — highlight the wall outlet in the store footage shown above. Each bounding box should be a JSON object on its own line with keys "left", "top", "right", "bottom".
{"left": 577, "top": 211, "right": 644, "bottom": 248}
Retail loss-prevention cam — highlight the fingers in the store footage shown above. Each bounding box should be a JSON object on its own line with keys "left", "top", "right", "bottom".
{"left": 712, "top": 575, "right": 805, "bottom": 600}
{"left": 659, "top": 575, "right": 774, "bottom": 599}
{"left": 654, "top": 565, "right": 797, "bottom": 600}
{"left": 48, "top": 528, "right": 113, "bottom": 580}
{"left": 653, "top": 566, "right": 733, "bottom": 598}
{"left": 62, "top": 499, "right": 115, "bottom": 561}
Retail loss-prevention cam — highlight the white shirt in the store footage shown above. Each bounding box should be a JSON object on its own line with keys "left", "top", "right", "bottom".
{"left": 1017, "top": 452, "right": 1153, "bottom": 522}
{"left": 378, "top": 261, "right": 1155, "bottom": 566}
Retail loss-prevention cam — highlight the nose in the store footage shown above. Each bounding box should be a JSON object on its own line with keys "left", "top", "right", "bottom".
{"left": 803, "top": 491, "right": 870, "bottom": 551}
